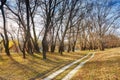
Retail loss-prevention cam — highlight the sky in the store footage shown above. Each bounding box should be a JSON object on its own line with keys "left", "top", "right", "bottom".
{"left": 1, "top": 0, "right": 120, "bottom": 37}
{"left": 109, "top": 0, "right": 120, "bottom": 35}
{"left": 109, "top": 0, "right": 120, "bottom": 6}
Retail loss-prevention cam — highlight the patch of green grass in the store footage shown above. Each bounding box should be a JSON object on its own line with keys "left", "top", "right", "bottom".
{"left": 72, "top": 47, "right": 120, "bottom": 80}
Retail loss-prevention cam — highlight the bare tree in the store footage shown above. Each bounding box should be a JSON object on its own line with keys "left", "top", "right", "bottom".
{"left": 0, "top": 0, "right": 10, "bottom": 56}
{"left": 90, "top": 0, "right": 120, "bottom": 50}
{"left": 25, "top": 0, "right": 33, "bottom": 54}
{"left": 40, "top": 0, "right": 61, "bottom": 59}
{"left": 29, "top": 0, "right": 40, "bottom": 53}
{"left": 59, "top": 0, "right": 80, "bottom": 55}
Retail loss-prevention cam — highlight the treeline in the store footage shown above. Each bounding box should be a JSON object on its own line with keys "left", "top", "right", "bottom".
{"left": 0, "top": 0, "right": 120, "bottom": 59}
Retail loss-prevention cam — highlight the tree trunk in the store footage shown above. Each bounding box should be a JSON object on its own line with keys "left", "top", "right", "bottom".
{"left": 72, "top": 45, "right": 75, "bottom": 52}
{"left": 42, "top": 36, "right": 48, "bottom": 59}
{"left": 72, "top": 41, "right": 76, "bottom": 52}
{"left": 25, "top": 0, "right": 33, "bottom": 54}
{"left": 67, "top": 43, "right": 71, "bottom": 53}
{"left": 1, "top": 6, "right": 10, "bottom": 56}
{"left": 51, "top": 44, "right": 55, "bottom": 53}
{"left": 22, "top": 49, "right": 26, "bottom": 59}
{"left": 27, "top": 40, "right": 33, "bottom": 54}
{"left": 42, "top": 30, "right": 48, "bottom": 59}
{"left": 99, "top": 40, "right": 104, "bottom": 51}
{"left": 30, "top": 11, "right": 40, "bottom": 53}
{"left": 59, "top": 42, "right": 64, "bottom": 55}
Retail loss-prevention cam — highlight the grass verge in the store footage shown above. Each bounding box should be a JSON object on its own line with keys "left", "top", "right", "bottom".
{"left": 0, "top": 51, "right": 88, "bottom": 80}
{"left": 72, "top": 48, "right": 120, "bottom": 80}
{"left": 53, "top": 53, "right": 93, "bottom": 80}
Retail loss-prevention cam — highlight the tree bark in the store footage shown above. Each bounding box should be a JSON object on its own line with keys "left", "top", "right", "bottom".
{"left": 25, "top": 0, "right": 33, "bottom": 54}
{"left": 0, "top": 2, "right": 10, "bottom": 56}
{"left": 30, "top": 8, "right": 40, "bottom": 53}
{"left": 98, "top": 39, "right": 104, "bottom": 51}
{"left": 42, "top": 33, "right": 48, "bottom": 59}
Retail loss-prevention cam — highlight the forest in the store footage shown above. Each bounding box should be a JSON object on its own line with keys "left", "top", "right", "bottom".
{"left": 0, "top": 0, "right": 120, "bottom": 59}
{"left": 0, "top": 0, "right": 120, "bottom": 80}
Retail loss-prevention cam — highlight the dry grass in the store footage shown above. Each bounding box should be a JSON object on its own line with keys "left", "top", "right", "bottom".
{"left": 54, "top": 53, "right": 92, "bottom": 80}
{"left": 0, "top": 51, "right": 88, "bottom": 80}
{"left": 72, "top": 48, "right": 120, "bottom": 80}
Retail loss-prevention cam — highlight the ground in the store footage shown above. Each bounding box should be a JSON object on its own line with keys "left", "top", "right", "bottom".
{"left": 72, "top": 48, "right": 120, "bottom": 80}
{"left": 0, "top": 51, "right": 88, "bottom": 80}
{"left": 0, "top": 48, "right": 120, "bottom": 80}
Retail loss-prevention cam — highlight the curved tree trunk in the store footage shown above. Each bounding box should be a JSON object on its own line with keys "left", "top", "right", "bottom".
{"left": 0, "top": 2, "right": 10, "bottom": 56}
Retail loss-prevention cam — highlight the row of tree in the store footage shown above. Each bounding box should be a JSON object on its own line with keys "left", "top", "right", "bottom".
{"left": 0, "top": 0, "right": 120, "bottom": 59}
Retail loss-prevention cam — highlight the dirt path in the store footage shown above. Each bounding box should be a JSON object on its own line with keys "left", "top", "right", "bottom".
{"left": 61, "top": 53, "right": 95, "bottom": 80}
{"left": 43, "top": 53, "right": 93, "bottom": 80}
